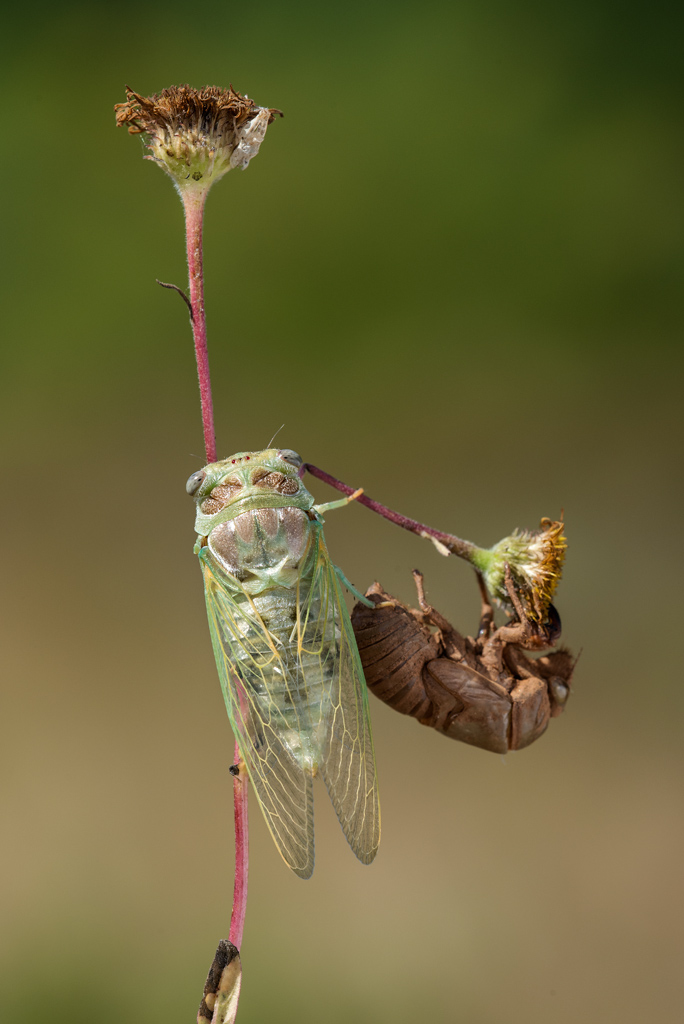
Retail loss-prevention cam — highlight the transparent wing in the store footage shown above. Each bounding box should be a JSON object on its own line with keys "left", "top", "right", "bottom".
{"left": 201, "top": 556, "right": 315, "bottom": 879}
{"left": 299, "top": 538, "right": 381, "bottom": 865}
{"left": 200, "top": 528, "right": 380, "bottom": 877}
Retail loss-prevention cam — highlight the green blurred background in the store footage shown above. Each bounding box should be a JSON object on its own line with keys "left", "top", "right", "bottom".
{"left": 2, "top": 1, "right": 683, "bottom": 1021}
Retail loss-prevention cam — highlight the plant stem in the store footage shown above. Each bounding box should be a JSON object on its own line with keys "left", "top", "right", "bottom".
{"left": 303, "top": 463, "right": 477, "bottom": 562}
{"left": 182, "top": 190, "right": 249, "bottom": 959}
{"left": 183, "top": 191, "right": 217, "bottom": 464}
{"left": 228, "top": 741, "right": 249, "bottom": 951}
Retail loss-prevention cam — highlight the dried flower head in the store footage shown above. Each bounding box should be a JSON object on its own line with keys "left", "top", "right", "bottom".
{"left": 114, "top": 84, "right": 282, "bottom": 195}
{"left": 471, "top": 517, "right": 567, "bottom": 624}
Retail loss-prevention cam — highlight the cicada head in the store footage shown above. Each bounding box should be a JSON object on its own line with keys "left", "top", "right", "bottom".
{"left": 188, "top": 448, "right": 315, "bottom": 538}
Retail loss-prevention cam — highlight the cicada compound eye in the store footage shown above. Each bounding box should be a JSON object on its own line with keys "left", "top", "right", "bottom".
{"left": 186, "top": 470, "right": 206, "bottom": 496}
{"left": 278, "top": 449, "right": 303, "bottom": 468}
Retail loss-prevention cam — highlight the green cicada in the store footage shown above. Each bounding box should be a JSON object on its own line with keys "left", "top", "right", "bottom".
{"left": 186, "top": 448, "right": 380, "bottom": 878}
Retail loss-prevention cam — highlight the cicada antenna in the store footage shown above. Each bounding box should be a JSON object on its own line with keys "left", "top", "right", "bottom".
{"left": 265, "top": 423, "right": 286, "bottom": 448}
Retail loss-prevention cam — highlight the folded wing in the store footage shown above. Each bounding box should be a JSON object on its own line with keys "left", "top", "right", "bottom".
{"left": 202, "top": 557, "right": 315, "bottom": 878}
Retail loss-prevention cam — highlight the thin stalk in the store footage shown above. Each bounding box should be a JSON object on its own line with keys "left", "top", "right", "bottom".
{"left": 183, "top": 191, "right": 217, "bottom": 464}
{"left": 228, "top": 741, "right": 248, "bottom": 950}
{"left": 181, "top": 190, "right": 249, "bottom": 962}
{"left": 303, "top": 463, "right": 477, "bottom": 562}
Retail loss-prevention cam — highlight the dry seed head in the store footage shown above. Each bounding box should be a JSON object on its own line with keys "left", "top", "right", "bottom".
{"left": 474, "top": 517, "right": 567, "bottom": 623}
{"left": 114, "top": 84, "right": 282, "bottom": 195}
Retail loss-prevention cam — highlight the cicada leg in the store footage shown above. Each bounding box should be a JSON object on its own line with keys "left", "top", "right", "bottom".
{"left": 333, "top": 564, "right": 374, "bottom": 607}
{"left": 313, "top": 487, "right": 364, "bottom": 515}
{"left": 410, "top": 569, "right": 468, "bottom": 660}
{"left": 311, "top": 488, "right": 374, "bottom": 607}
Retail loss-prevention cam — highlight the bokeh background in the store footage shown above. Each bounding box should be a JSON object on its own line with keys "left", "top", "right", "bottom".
{"left": 2, "top": 2, "right": 683, "bottom": 1021}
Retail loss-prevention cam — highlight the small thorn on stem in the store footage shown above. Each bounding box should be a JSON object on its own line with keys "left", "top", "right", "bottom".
{"left": 156, "top": 279, "right": 194, "bottom": 320}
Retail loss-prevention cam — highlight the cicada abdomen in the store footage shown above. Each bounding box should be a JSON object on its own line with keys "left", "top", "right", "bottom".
{"left": 351, "top": 580, "right": 573, "bottom": 754}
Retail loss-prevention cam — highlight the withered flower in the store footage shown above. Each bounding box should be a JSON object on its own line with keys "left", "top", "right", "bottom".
{"left": 470, "top": 517, "right": 567, "bottom": 624}
{"left": 115, "top": 84, "right": 281, "bottom": 196}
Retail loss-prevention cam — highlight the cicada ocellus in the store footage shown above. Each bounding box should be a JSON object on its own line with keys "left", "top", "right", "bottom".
{"left": 186, "top": 448, "right": 380, "bottom": 878}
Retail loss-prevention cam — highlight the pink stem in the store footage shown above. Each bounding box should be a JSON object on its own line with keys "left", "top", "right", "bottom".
{"left": 182, "top": 191, "right": 249, "bottom": 958}
{"left": 303, "top": 463, "right": 476, "bottom": 562}
{"left": 228, "top": 739, "right": 249, "bottom": 950}
{"left": 183, "top": 192, "right": 217, "bottom": 464}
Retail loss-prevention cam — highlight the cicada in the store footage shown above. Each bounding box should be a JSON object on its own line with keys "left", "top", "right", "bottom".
{"left": 186, "top": 448, "right": 380, "bottom": 878}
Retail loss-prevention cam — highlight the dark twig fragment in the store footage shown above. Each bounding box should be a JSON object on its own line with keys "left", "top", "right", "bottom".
{"left": 197, "top": 940, "right": 242, "bottom": 1024}
{"left": 156, "top": 279, "right": 194, "bottom": 320}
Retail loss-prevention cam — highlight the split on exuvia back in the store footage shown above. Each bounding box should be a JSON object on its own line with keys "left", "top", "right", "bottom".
{"left": 187, "top": 448, "right": 380, "bottom": 878}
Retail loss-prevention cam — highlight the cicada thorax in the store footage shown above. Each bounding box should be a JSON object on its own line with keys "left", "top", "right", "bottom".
{"left": 351, "top": 582, "right": 573, "bottom": 754}
{"left": 199, "top": 467, "right": 301, "bottom": 518}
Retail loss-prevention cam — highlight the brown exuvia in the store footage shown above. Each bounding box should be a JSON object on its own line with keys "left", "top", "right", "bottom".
{"left": 351, "top": 573, "right": 573, "bottom": 754}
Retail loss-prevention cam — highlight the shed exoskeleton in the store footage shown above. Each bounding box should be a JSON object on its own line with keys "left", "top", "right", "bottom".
{"left": 351, "top": 572, "right": 573, "bottom": 754}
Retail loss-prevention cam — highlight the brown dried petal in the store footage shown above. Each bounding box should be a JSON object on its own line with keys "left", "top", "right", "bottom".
{"left": 115, "top": 84, "right": 279, "bottom": 137}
